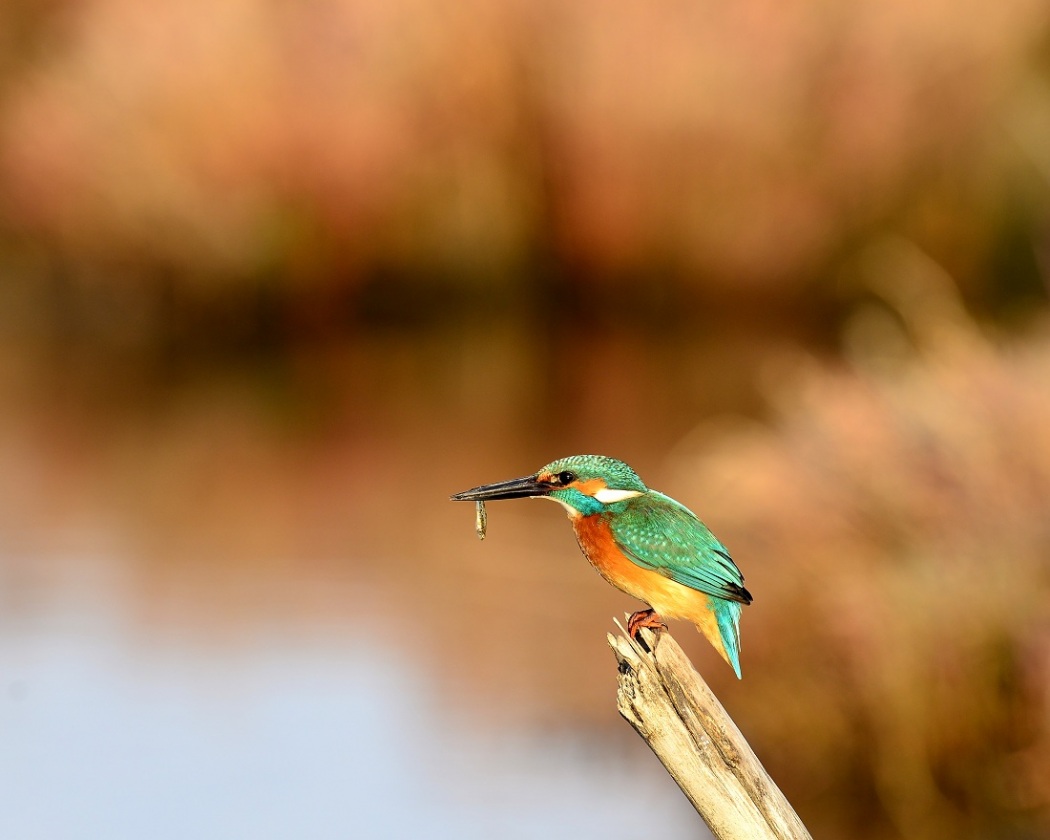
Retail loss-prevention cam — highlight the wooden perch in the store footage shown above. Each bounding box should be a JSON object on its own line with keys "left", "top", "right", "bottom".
{"left": 608, "top": 626, "right": 812, "bottom": 840}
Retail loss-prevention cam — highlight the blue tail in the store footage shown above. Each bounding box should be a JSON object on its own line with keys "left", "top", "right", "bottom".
{"left": 714, "top": 600, "right": 744, "bottom": 679}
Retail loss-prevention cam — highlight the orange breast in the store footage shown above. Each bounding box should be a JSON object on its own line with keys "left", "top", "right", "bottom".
{"left": 571, "top": 514, "right": 730, "bottom": 665}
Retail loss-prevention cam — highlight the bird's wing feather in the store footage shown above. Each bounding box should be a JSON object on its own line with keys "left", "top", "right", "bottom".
{"left": 608, "top": 492, "right": 752, "bottom": 604}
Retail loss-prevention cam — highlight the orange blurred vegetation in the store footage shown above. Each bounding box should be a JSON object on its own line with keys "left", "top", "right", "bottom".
{"left": 0, "top": 0, "right": 1048, "bottom": 306}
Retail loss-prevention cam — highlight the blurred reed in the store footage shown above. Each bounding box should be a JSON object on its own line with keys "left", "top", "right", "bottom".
{"left": 666, "top": 241, "right": 1050, "bottom": 839}
{"left": 0, "top": 0, "right": 1047, "bottom": 314}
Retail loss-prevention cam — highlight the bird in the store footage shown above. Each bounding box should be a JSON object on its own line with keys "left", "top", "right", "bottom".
{"left": 450, "top": 454, "right": 752, "bottom": 678}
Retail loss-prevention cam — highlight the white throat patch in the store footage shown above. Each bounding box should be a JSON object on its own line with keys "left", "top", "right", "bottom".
{"left": 593, "top": 488, "right": 643, "bottom": 504}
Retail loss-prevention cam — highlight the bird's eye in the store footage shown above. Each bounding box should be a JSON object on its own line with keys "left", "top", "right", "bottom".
{"left": 557, "top": 471, "right": 577, "bottom": 485}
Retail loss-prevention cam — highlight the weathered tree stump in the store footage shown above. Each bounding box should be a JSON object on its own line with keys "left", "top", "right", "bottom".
{"left": 609, "top": 625, "right": 812, "bottom": 840}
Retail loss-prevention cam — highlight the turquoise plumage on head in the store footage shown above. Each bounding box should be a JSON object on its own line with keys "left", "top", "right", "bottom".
{"left": 452, "top": 455, "right": 752, "bottom": 677}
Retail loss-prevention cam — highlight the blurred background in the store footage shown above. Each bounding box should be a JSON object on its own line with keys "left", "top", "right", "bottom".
{"left": 1, "top": 1, "right": 1049, "bottom": 838}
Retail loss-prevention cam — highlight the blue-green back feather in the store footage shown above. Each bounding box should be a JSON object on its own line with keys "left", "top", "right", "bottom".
{"left": 607, "top": 492, "right": 751, "bottom": 604}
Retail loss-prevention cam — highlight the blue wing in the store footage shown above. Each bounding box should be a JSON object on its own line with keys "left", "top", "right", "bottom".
{"left": 607, "top": 492, "right": 752, "bottom": 605}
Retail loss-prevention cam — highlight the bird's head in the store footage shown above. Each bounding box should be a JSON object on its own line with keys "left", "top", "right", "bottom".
{"left": 450, "top": 455, "right": 647, "bottom": 517}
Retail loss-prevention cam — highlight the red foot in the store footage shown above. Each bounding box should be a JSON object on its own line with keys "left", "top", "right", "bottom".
{"left": 627, "top": 608, "right": 666, "bottom": 639}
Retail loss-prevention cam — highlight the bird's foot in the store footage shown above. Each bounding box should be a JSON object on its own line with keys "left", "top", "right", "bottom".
{"left": 627, "top": 608, "right": 666, "bottom": 639}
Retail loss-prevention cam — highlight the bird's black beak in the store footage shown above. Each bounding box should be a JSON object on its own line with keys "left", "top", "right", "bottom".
{"left": 450, "top": 474, "right": 552, "bottom": 502}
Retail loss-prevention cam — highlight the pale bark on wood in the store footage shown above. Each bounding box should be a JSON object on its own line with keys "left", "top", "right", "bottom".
{"left": 608, "top": 626, "right": 812, "bottom": 840}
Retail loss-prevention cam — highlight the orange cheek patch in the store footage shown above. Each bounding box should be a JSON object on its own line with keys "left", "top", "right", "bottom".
{"left": 570, "top": 478, "right": 607, "bottom": 496}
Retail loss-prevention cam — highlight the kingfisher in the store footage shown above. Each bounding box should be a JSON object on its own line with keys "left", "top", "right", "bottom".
{"left": 450, "top": 455, "right": 752, "bottom": 678}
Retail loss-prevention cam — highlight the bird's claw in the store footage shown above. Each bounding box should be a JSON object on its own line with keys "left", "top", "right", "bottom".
{"left": 627, "top": 608, "right": 666, "bottom": 639}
